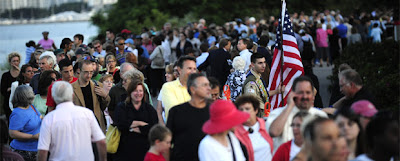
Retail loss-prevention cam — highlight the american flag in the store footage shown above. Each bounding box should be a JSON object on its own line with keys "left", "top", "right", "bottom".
{"left": 268, "top": 2, "right": 304, "bottom": 110}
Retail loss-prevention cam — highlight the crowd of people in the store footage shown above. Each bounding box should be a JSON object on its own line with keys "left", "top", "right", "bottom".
{"left": 0, "top": 9, "right": 398, "bottom": 161}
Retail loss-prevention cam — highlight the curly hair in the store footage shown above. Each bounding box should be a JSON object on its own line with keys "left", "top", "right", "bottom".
{"left": 8, "top": 52, "right": 21, "bottom": 63}
{"left": 232, "top": 56, "right": 245, "bottom": 71}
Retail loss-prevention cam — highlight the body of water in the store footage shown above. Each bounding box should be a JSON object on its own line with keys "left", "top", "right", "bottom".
{"left": 0, "top": 21, "right": 99, "bottom": 67}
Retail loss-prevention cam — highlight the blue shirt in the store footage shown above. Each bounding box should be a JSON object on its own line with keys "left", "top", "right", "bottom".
{"left": 116, "top": 49, "right": 131, "bottom": 65}
{"left": 207, "top": 36, "right": 216, "bottom": 47}
{"left": 93, "top": 50, "right": 106, "bottom": 58}
{"left": 141, "top": 46, "right": 150, "bottom": 59}
{"left": 9, "top": 105, "right": 42, "bottom": 151}
{"left": 337, "top": 24, "right": 348, "bottom": 38}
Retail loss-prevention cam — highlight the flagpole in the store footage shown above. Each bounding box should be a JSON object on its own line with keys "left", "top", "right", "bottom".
{"left": 279, "top": 0, "right": 285, "bottom": 107}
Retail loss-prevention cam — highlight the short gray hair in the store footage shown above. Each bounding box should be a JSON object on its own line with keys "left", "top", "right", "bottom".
{"left": 39, "top": 51, "right": 56, "bottom": 68}
{"left": 120, "top": 63, "right": 134, "bottom": 76}
{"left": 123, "top": 68, "right": 144, "bottom": 83}
{"left": 52, "top": 81, "right": 73, "bottom": 104}
{"left": 12, "top": 85, "right": 34, "bottom": 108}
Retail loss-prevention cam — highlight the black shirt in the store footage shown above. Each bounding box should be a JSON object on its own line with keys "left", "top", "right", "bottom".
{"left": 114, "top": 102, "right": 158, "bottom": 161}
{"left": 166, "top": 102, "right": 210, "bottom": 161}
{"left": 341, "top": 87, "right": 376, "bottom": 109}
{"left": 81, "top": 84, "right": 94, "bottom": 111}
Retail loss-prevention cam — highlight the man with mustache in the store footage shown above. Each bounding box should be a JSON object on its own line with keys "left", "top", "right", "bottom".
{"left": 266, "top": 76, "right": 328, "bottom": 152}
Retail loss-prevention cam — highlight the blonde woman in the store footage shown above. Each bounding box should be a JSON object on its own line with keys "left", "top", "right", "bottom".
{"left": 1, "top": 52, "right": 21, "bottom": 119}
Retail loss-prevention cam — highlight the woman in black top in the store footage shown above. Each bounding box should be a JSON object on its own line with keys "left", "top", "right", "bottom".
{"left": 114, "top": 81, "right": 158, "bottom": 161}
{"left": 176, "top": 32, "right": 193, "bottom": 58}
{"left": 1, "top": 53, "right": 21, "bottom": 120}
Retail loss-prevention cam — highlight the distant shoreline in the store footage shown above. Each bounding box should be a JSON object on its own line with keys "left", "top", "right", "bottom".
{"left": 0, "top": 19, "right": 91, "bottom": 26}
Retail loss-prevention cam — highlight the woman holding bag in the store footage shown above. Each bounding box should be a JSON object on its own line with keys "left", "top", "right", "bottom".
{"left": 149, "top": 36, "right": 165, "bottom": 96}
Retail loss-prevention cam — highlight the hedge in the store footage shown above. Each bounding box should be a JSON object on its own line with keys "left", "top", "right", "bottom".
{"left": 329, "top": 40, "right": 400, "bottom": 110}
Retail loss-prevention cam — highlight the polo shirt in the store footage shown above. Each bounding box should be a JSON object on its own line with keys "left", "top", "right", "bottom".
{"left": 160, "top": 79, "right": 191, "bottom": 119}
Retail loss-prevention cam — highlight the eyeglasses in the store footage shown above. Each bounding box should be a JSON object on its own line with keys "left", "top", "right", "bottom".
{"left": 107, "top": 60, "right": 115, "bottom": 63}
{"left": 339, "top": 83, "right": 350, "bottom": 88}
{"left": 82, "top": 70, "right": 94, "bottom": 75}
{"left": 118, "top": 43, "right": 125, "bottom": 46}
{"left": 94, "top": 45, "right": 101, "bottom": 49}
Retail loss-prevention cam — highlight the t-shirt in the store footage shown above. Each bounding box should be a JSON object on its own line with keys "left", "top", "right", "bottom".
{"left": 38, "top": 39, "right": 54, "bottom": 50}
{"left": 144, "top": 152, "right": 166, "bottom": 161}
{"left": 9, "top": 106, "right": 42, "bottom": 151}
{"left": 352, "top": 154, "right": 374, "bottom": 161}
{"left": 81, "top": 84, "right": 94, "bottom": 111}
{"left": 166, "top": 102, "right": 210, "bottom": 161}
{"left": 198, "top": 132, "right": 246, "bottom": 161}
{"left": 46, "top": 77, "right": 78, "bottom": 108}
{"left": 33, "top": 94, "right": 47, "bottom": 116}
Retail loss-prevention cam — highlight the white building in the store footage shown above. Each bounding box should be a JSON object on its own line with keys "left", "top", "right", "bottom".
{"left": 0, "top": 0, "right": 116, "bottom": 13}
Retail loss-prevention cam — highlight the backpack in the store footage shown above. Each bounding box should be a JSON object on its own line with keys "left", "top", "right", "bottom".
{"left": 301, "top": 39, "right": 315, "bottom": 60}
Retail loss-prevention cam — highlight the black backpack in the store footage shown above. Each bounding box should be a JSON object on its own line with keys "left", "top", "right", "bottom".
{"left": 301, "top": 39, "right": 315, "bottom": 61}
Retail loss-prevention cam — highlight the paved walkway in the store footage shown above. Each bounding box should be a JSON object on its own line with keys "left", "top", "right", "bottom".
{"left": 313, "top": 63, "right": 334, "bottom": 107}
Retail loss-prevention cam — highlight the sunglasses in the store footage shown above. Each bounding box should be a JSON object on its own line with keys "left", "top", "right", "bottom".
{"left": 118, "top": 43, "right": 125, "bottom": 46}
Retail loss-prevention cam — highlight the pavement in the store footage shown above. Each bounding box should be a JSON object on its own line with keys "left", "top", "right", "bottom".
{"left": 312, "top": 63, "right": 334, "bottom": 107}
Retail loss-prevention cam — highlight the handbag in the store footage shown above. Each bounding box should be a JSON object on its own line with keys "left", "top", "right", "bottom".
{"left": 106, "top": 125, "right": 121, "bottom": 153}
{"left": 152, "top": 47, "right": 165, "bottom": 67}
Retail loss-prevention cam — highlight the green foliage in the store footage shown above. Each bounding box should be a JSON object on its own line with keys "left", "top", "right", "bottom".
{"left": 329, "top": 40, "right": 400, "bottom": 110}
{"left": 126, "top": 9, "right": 170, "bottom": 34}
{"left": 90, "top": 0, "right": 395, "bottom": 36}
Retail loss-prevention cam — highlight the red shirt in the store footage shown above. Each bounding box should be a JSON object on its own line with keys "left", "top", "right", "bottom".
{"left": 143, "top": 152, "right": 165, "bottom": 161}
{"left": 272, "top": 140, "right": 291, "bottom": 161}
{"left": 46, "top": 77, "right": 78, "bottom": 107}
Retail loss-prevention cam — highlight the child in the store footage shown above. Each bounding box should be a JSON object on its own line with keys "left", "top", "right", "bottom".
{"left": 144, "top": 124, "right": 172, "bottom": 161}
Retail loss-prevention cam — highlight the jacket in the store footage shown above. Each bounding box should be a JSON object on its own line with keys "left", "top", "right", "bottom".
{"left": 72, "top": 79, "right": 110, "bottom": 133}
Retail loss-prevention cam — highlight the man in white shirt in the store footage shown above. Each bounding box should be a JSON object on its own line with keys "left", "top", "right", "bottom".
{"left": 92, "top": 40, "right": 107, "bottom": 58}
{"left": 196, "top": 43, "right": 210, "bottom": 67}
{"left": 237, "top": 38, "right": 253, "bottom": 72}
{"left": 266, "top": 76, "right": 327, "bottom": 151}
{"left": 37, "top": 81, "right": 106, "bottom": 161}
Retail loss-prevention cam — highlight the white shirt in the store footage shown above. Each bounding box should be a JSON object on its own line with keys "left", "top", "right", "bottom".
{"left": 289, "top": 140, "right": 301, "bottom": 161}
{"left": 235, "top": 24, "right": 249, "bottom": 34}
{"left": 38, "top": 102, "right": 105, "bottom": 161}
{"left": 162, "top": 40, "right": 171, "bottom": 63}
{"left": 352, "top": 154, "right": 374, "bottom": 161}
{"left": 239, "top": 49, "right": 252, "bottom": 72}
{"left": 198, "top": 132, "right": 246, "bottom": 161}
{"left": 266, "top": 106, "right": 327, "bottom": 152}
{"left": 196, "top": 52, "right": 209, "bottom": 67}
{"left": 244, "top": 122, "right": 272, "bottom": 161}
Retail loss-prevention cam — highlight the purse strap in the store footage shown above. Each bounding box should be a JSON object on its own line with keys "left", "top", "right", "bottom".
{"left": 30, "top": 104, "right": 39, "bottom": 116}
{"left": 227, "top": 133, "right": 236, "bottom": 161}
